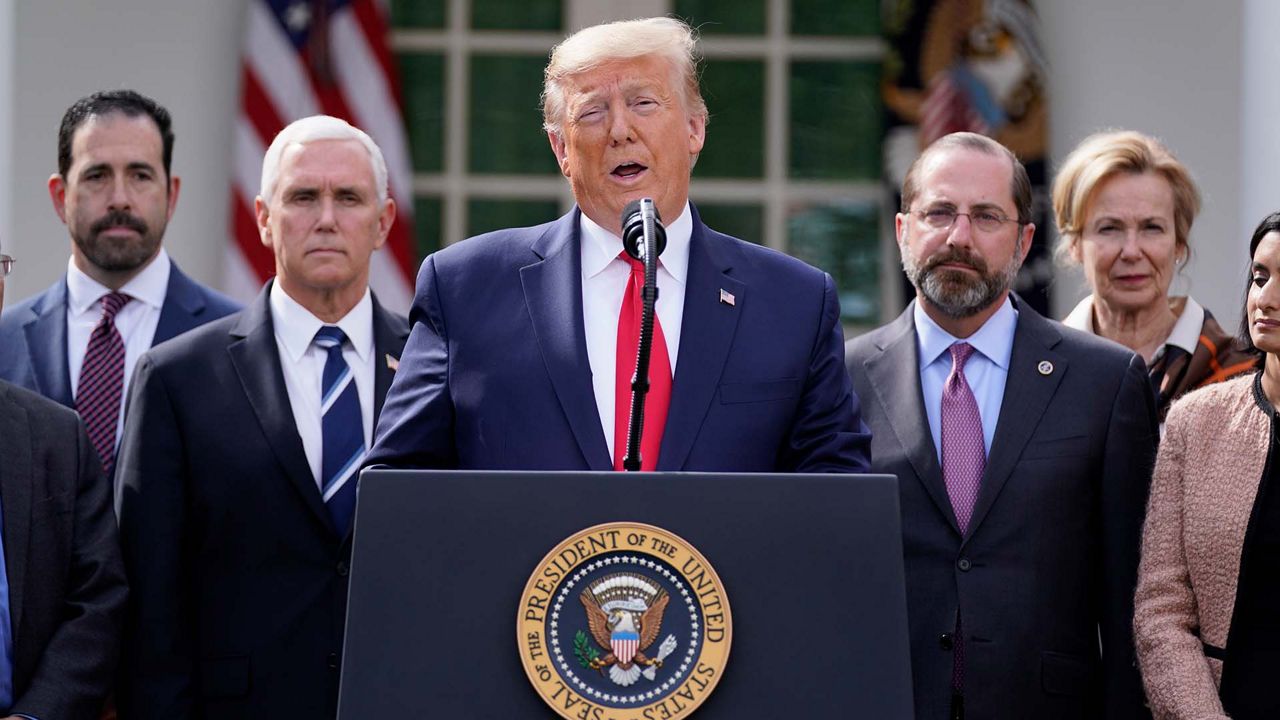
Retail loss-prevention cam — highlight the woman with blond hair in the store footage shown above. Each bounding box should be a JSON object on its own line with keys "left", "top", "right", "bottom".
{"left": 1052, "top": 130, "right": 1255, "bottom": 419}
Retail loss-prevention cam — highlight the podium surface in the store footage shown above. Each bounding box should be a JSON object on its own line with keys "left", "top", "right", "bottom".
{"left": 338, "top": 470, "right": 913, "bottom": 718}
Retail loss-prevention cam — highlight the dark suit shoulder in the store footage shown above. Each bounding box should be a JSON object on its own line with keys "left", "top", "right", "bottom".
{"left": 703, "top": 225, "right": 827, "bottom": 283}
{"left": 0, "top": 281, "right": 61, "bottom": 332}
{"left": 431, "top": 220, "right": 558, "bottom": 268}
{"left": 0, "top": 378, "right": 82, "bottom": 429}
{"left": 1048, "top": 318, "right": 1142, "bottom": 369}
{"left": 142, "top": 308, "right": 244, "bottom": 367}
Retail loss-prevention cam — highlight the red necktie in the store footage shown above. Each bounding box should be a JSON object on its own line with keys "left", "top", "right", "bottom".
{"left": 76, "top": 291, "right": 132, "bottom": 475}
{"left": 614, "top": 255, "right": 672, "bottom": 471}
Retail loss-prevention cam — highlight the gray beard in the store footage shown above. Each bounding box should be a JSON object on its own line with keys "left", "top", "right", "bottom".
{"left": 903, "top": 249, "right": 1022, "bottom": 319}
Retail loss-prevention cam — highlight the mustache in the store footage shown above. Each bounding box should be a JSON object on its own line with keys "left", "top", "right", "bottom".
{"left": 90, "top": 209, "right": 148, "bottom": 237}
{"left": 922, "top": 247, "right": 988, "bottom": 275}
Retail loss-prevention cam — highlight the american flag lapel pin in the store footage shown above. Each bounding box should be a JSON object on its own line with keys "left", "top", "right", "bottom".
{"left": 386, "top": 354, "right": 400, "bottom": 371}
{"left": 719, "top": 288, "right": 735, "bottom": 307}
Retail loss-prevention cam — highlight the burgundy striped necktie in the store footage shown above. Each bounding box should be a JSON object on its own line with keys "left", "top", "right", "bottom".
{"left": 76, "top": 291, "right": 132, "bottom": 475}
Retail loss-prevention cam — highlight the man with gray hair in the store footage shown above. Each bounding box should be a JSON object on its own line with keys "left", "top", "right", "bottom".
{"left": 116, "top": 115, "right": 409, "bottom": 718}
{"left": 368, "top": 17, "right": 870, "bottom": 473}
{"left": 845, "top": 132, "right": 1157, "bottom": 719}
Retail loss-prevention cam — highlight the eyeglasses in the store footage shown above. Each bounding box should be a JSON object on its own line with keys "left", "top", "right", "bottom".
{"left": 0, "top": 255, "right": 13, "bottom": 277}
{"left": 913, "top": 208, "right": 1021, "bottom": 234}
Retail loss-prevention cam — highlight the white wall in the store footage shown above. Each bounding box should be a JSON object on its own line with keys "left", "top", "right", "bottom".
{"left": 0, "top": 0, "right": 13, "bottom": 268}
{"left": 1241, "top": 0, "right": 1280, "bottom": 286}
{"left": 1040, "top": 0, "right": 1245, "bottom": 322}
{"left": 4, "top": 0, "right": 245, "bottom": 302}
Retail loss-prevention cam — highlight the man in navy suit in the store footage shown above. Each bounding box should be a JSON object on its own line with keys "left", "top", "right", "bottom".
{"left": 845, "top": 132, "right": 1157, "bottom": 719}
{"left": 0, "top": 90, "right": 239, "bottom": 474}
{"left": 116, "top": 116, "right": 409, "bottom": 718}
{"left": 367, "top": 17, "right": 870, "bottom": 473}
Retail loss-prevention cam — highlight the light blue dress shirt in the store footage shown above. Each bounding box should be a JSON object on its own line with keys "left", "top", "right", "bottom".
{"left": 914, "top": 297, "right": 1019, "bottom": 462}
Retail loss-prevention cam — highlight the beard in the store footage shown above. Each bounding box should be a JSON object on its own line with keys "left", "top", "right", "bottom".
{"left": 903, "top": 245, "right": 1022, "bottom": 319}
{"left": 73, "top": 208, "right": 164, "bottom": 273}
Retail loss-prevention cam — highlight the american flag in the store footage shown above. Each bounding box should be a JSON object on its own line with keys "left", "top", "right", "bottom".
{"left": 228, "top": 0, "right": 415, "bottom": 314}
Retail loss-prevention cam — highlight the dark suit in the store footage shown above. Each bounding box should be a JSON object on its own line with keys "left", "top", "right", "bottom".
{"left": 367, "top": 205, "right": 870, "bottom": 472}
{"left": 0, "top": 381, "right": 127, "bottom": 719}
{"left": 0, "top": 262, "right": 241, "bottom": 407}
{"left": 845, "top": 298, "right": 1156, "bottom": 719}
{"left": 115, "top": 284, "right": 408, "bottom": 719}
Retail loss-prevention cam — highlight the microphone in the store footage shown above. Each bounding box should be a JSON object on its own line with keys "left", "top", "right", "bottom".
{"left": 621, "top": 198, "right": 666, "bottom": 262}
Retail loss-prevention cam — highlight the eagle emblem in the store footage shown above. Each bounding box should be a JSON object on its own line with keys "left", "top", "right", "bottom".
{"left": 576, "top": 573, "right": 678, "bottom": 687}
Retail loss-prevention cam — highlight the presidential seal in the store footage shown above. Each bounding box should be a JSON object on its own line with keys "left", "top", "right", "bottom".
{"left": 518, "top": 522, "right": 732, "bottom": 720}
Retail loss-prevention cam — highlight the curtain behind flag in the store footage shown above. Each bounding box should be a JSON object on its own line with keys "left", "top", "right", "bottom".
{"left": 228, "top": 0, "right": 415, "bottom": 314}
{"left": 882, "top": 0, "right": 1051, "bottom": 316}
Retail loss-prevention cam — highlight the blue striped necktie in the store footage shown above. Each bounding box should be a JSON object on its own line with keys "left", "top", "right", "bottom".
{"left": 314, "top": 326, "right": 364, "bottom": 536}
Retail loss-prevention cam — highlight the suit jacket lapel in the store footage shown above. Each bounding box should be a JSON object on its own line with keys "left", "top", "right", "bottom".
{"left": 226, "top": 285, "right": 334, "bottom": 534}
{"left": 370, "top": 296, "right": 409, "bottom": 426}
{"left": 658, "top": 217, "right": 744, "bottom": 471}
{"left": 152, "top": 263, "right": 207, "bottom": 345}
{"left": 965, "top": 299, "right": 1066, "bottom": 539}
{"left": 862, "top": 305, "right": 959, "bottom": 533}
{"left": 520, "top": 211, "right": 612, "bottom": 471}
{"left": 0, "top": 386, "right": 33, "bottom": 633}
{"left": 22, "top": 280, "right": 73, "bottom": 407}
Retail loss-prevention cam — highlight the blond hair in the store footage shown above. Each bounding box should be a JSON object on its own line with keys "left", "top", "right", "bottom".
{"left": 1051, "top": 130, "right": 1200, "bottom": 265}
{"left": 541, "top": 17, "right": 708, "bottom": 138}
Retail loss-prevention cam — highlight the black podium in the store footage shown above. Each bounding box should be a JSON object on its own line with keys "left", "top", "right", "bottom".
{"left": 337, "top": 471, "right": 913, "bottom": 718}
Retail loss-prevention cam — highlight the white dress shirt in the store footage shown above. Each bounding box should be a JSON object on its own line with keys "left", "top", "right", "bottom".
{"left": 915, "top": 297, "right": 1019, "bottom": 460}
{"left": 270, "top": 283, "right": 376, "bottom": 489}
{"left": 581, "top": 203, "right": 692, "bottom": 460}
{"left": 67, "top": 248, "right": 171, "bottom": 450}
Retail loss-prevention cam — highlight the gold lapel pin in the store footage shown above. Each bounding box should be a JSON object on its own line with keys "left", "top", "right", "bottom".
{"left": 1037, "top": 360, "right": 1053, "bottom": 376}
{"left": 386, "top": 354, "right": 400, "bottom": 371}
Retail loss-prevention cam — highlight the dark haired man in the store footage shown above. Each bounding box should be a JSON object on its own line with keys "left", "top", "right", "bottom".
{"left": 0, "top": 89, "right": 239, "bottom": 476}
{"left": 846, "top": 132, "right": 1157, "bottom": 719}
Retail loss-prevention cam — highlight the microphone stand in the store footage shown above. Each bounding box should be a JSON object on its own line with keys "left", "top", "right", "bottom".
{"left": 622, "top": 201, "right": 663, "bottom": 472}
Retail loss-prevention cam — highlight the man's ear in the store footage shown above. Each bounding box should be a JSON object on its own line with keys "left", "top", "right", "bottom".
{"left": 548, "top": 131, "right": 570, "bottom": 178}
{"left": 255, "top": 196, "right": 272, "bottom": 248}
{"left": 48, "top": 174, "right": 68, "bottom": 224}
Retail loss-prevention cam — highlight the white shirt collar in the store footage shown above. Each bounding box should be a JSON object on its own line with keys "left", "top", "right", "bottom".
{"left": 1062, "top": 294, "right": 1204, "bottom": 355}
{"left": 269, "top": 282, "right": 374, "bottom": 364}
{"left": 66, "top": 248, "right": 171, "bottom": 314}
{"left": 579, "top": 202, "right": 693, "bottom": 284}
{"left": 1165, "top": 296, "right": 1204, "bottom": 355}
{"left": 914, "top": 295, "right": 1019, "bottom": 371}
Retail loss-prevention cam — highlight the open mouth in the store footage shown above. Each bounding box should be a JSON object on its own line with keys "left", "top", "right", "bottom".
{"left": 611, "top": 162, "right": 648, "bottom": 179}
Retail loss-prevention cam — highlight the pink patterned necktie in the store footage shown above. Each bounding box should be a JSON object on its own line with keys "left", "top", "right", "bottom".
{"left": 941, "top": 342, "right": 985, "bottom": 533}
{"left": 76, "top": 291, "right": 132, "bottom": 475}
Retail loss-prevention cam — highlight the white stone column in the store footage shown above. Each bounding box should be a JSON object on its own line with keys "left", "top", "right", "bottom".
{"left": 1240, "top": 0, "right": 1280, "bottom": 275}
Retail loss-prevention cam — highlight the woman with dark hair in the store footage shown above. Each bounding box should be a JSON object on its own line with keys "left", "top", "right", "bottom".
{"left": 1134, "top": 211, "right": 1278, "bottom": 719}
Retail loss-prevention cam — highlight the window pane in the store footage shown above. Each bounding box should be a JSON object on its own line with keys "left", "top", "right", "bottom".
{"left": 400, "top": 53, "right": 445, "bottom": 173}
{"left": 469, "top": 55, "right": 559, "bottom": 175}
{"left": 675, "top": 0, "right": 766, "bottom": 35}
{"left": 792, "top": 0, "right": 879, "bottom": 36}
{"left": 391, "top": 0, "right": 446, "bottom": 28}
{"left": 787, "top": 201, "right": 880, "bottom": 324}
{"left": 789, "top": 61, "right": 882, "bottom": 180}
{"left": 471, "top": 0, "right": 561, "bottom": 31}
{"left": 467, "top": 199, "right": 561, "bottom": 237}
{"left": 413, "top": 196, "right": 444, "bottom": 259}
{"left": 692, "top": 202, "right": 763, "bottom": 245}
{"left": 696, "top": 60, "right": 765, "bottom": 179}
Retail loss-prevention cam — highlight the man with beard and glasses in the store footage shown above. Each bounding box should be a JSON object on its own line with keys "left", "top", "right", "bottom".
{"left": 0, "top": 90, "right": 239, "bottom": 478}
{"left": 845, "top": 132, "right": 1158, "bottom": 720}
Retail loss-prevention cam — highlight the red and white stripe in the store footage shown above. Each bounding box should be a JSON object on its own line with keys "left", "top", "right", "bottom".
{"left": 228, "top": 0, "right": 415, "bottom": 314}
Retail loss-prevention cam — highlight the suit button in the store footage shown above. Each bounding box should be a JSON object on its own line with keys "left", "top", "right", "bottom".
{"left": 336, "top": 561, "right": 349, "bottom": 577}
{"left": 957, "top": 558, "right": 972, "bottom": 571}
{"left": 328, "top": 653, "right": 339, "bottom": 669}
{"left": 939, "top": 633, "right": 954, "bottom": 650}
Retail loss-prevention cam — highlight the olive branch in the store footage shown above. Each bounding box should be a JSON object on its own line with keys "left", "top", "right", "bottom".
{"left": 574, "top": 630, "right": 600, "bottom": 669}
